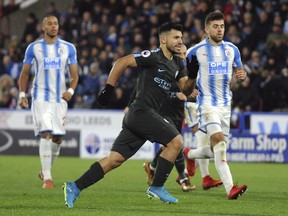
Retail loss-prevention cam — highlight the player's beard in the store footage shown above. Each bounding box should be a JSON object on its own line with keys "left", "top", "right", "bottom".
{"left": 167, "top": 44, "right": 180, "bottom": 55}
{"left": 210, "top": 34, "right": 223, "bottom": 44}
{"left": 48, "top": 33, "right": 57, "bottom": 37}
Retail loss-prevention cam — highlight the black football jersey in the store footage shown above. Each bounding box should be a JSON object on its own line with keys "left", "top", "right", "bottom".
{"left": 133, "top": 48, "right": 186, "bottom": 112}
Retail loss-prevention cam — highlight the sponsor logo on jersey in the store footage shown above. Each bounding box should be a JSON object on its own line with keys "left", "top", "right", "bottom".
{"left": 44, "top": 57, "right": 61, "bottom": 69}
{"left": 154, "top": 77, "right": 171, "bottom": 90}
{"left": 208, "top": 61, "right": 228, "bottom": 75}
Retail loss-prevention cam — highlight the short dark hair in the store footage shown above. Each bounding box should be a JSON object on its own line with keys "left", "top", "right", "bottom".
{"left": 158, "top": 22, "right": 183, "bottom": 35}
{"left": 205, "top": 11, "right": 225, "bottom": 27}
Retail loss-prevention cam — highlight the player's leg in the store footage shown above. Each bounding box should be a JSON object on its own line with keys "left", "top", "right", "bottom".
{"left": 183, "top": 128, "right": 222, "bottom": 189}
{"left": 174, "top": 150, "right": 195, "bottom": 191}
{"left": 64, "top": 127, "right": 146, "bottom": 208}
{"left": 147, "top": 134, "right": 182, "bottom": 203}
{"left": 143, "top": 146, "right": 163, "bottom": 185}
{"left": 143, "top": 110, "right": 182, "bottom": 203}
{"left": 51, "top": 102, "right": 67, "bottom": 166}
{"left": 151, "top": 146, "right": 163, "bottom": 168}
{"left": 51, "top": 136, "right": 61, "bottom": 166}
{"left": 32, "top": 101, "right": 55, "bottom": 189}
{"left": 192, "top": 130, "right": 223, "bottom": 190}
{"left": 207, "top": 109, "right": 247, "bottom": 199}
{"left": 39, "top": 132, "right": 54, "bottom": 189}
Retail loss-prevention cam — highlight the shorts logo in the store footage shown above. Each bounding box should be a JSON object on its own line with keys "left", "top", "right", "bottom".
{"left": 208, "top": 61, "right": 228, "bottom": 75}
{"left": 158, "top": 68, "right": 165, "bottom": 72}
{"left": 203, "top": 113, "right": 209, "bottom": 122}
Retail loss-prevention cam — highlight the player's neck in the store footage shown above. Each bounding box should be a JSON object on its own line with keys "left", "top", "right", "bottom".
{"left": 45, "top": 35, "right": 58, "bottom": 44}
{"left": 208, "top": 37, "right": 222, "bottom": 46}
{"left": 160, "top": 46, "right": 173, "bottom": 60}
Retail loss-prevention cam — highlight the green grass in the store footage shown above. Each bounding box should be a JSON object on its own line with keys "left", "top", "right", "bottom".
{"left": 0, "top": 156, "right": 287, "bottom": 216}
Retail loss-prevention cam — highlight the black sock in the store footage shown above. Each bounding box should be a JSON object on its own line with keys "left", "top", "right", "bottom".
{"left": 151, "top": 146, "right": 163, "bottom": 168}
{"left": 152, "top": 156, "right": 174, "bottom": 187}
{"left": 75, "top": 162, "right": 104, "bottom": 190}
{"left": 175, "top": 151, "right": 186, "bottom": 179}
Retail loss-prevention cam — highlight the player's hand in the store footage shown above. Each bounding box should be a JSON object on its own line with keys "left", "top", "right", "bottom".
{"left": 234, "top": 68, "right": 247, "bottom": 82}
{"left": 97, "top": 84, "right": 115, "bottom": 106}
{"left": 186, "top": 55, "right": 199, "bottom": 79}
{"left": 189, "top": 89, "right": 199, "bottom": 99}
{"left": 19, "top": 97, "right": 29, "bottom": 108}
{"left": 176, "top": 92, "right": 187, "bottom": 101}
{"left": 62, "top": 91, "right": 72, "bottom": 101}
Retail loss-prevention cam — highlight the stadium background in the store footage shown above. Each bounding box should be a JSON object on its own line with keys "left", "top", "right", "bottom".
{"left": 0, "top": 0, "right": 287, "bottom": 162}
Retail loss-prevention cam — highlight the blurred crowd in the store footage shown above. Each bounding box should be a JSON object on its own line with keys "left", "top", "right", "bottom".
{"left": 0, "top": 0, "right": 287, "bottom": 116}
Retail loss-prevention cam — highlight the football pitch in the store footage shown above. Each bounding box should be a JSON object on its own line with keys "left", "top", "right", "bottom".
{"left": 0, "top": 155, "right": 287, "bottom": 216}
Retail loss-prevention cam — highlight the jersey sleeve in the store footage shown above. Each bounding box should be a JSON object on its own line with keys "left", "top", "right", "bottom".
{"left": 23, "top": 43, "right": 35, "bottom": 65}
{"left": 68, "top": 44, "right": 78, "bottom": 65}
{"left": 232, "top": 45, "right": 243, "bottom": 68}
{"left": 175, "top": 55, "right": 187, "bottom": 81}
{"left": 133, "top": 50, "right": 157, "bottom": 67}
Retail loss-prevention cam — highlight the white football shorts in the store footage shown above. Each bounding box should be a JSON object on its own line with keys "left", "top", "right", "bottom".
{"left": 31, "top": 100, "right": 68, "bottom": 137}
{"left": 198, "top": 105, "right": 231, "bottom": 137}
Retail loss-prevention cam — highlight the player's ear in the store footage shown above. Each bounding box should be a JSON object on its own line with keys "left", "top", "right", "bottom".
{"left": 160, "top": 34, "right": 166, "bottom": 44}
{"left": 204, "top": 27, "right": 208, "bottom": 34}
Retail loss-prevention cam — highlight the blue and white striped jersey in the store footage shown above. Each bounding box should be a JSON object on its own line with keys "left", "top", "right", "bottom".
{"left": 23, "top": 38, "right": 77, "bottom": 103}
{"left": 186, "top": 38, "right": 243, "bottom": 107}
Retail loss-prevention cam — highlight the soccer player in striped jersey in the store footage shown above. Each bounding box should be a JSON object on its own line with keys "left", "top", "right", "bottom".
{"left": 184, "top": 11, "right": 248, "bottom": 199}
{"left": 19, "top": 15, "right": 79, "bottom": 189}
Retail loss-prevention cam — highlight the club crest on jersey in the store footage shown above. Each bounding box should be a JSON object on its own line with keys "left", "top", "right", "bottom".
{"left": 141, "top": 50, "right": 151, "bottom": 58}
{"left": 58, "top": 47, "right": 64, "bottom": 55}
{"left": 224, "top": 49, "right": 231, "bottom": 58}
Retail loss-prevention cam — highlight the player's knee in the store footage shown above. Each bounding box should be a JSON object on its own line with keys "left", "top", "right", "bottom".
{"left": 41, "top": 132, "right": 51, "bottom": 139}
{"left": 172, "top": 135, "right": 184, "bottom": 151}
{"left": 210, "top": 132, "right": 225, "bottom": 146}
{"left": 213, "top": 141, "right": 227, "bottom": 161}
{"left": 108, "top": 151, "right": 125, "bottom": 169}
{"left": 52, "top": 136, "right": 63, "bottom": 144}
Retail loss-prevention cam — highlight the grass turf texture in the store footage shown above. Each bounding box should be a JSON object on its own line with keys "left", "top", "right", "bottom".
{"left": 0, "top": 155, "right": 287, "bottom": 216}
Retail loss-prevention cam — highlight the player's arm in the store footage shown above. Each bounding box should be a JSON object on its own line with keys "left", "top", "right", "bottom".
{"left": 62, "top": 64, "right": 79, "bottom": 101}
{"left": 234, "top": 67, "right": 247, "bottom": 82}
{"left": 97, "top": 54, "right": 137, "bottom": 106}
{"left": 178, "top": 76, "right": 196, "bottom": 96}
{"left": 18, "top": 64, "right": 32, "bottom": 108}
{"left": 178, "top": 55, "right": 199, "bottom": 96}
{"left": 107, "top": 54, "right": 137, "bottom": 86}
{"left": 233, "top": 46, "right": 247, "bottom": 82}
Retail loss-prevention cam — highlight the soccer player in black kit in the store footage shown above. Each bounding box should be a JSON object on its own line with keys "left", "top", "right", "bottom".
{"left": 63, "top": 22, "right": 198, "bottom": 208}
{"left": 141, "top": 44, "right": 196, "bottom": 191}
